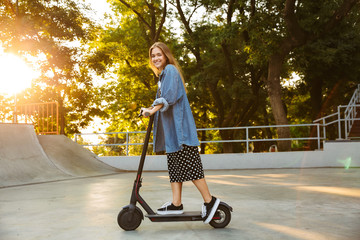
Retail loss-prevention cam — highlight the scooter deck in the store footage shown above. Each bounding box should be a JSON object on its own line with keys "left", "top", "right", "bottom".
{"left": 146, "top": 211, "right": 204, "bottom": 222}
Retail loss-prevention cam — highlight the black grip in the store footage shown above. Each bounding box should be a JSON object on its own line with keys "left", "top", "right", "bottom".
{"left": 139, "top": 109, "right": 150, "bottom": 117}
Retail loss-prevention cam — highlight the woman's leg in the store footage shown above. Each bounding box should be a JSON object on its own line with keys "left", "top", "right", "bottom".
{"left": 171, "top": 182, "right": 183, "bottom": 206}
{"left": 192, "top": 178, "right": 212, "bottom": 203}
{"left": 193, "top": 178, "right": 220, "bottom": 223}
{"left": 157, "top": 182, "right": 184, "bottom": 215}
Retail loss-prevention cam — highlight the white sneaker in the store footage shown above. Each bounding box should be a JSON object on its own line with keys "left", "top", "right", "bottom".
{"left": 202, "top": 196, "right": 220, "bottom": 224}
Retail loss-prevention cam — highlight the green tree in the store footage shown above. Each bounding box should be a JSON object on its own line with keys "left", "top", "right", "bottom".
{"left": 248, "top": 0, "right": 360, "bottom": 150}
{"left": 294, "top": 17, "right": 360, "bottom": 121}
{"left": 88, "top": 0, "right": 360, "bottom": 154}
{"left": 171, "top": 0, "right": 270, "bottom": 152}
{"left": 0, "top": 0, "right": 97, "bottom": 134}
{"left": 86, "top": 0, "right": 168, "bottom": 137}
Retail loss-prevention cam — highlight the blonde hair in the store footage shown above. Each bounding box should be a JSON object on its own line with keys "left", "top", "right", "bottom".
{"left": 149, "top": 42, "right": 186, "bottom": 90}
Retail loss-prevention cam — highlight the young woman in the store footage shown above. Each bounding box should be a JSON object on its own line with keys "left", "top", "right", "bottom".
{"left": 141, "top": 42, "right": 220, "bottom": 223}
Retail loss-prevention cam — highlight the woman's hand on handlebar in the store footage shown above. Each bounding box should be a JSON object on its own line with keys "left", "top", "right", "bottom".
{"left": 140, "top": 107, "right": 152, "bottom": 117}
{"left": 140, "top": 104, "right": 163, "bottom": 118}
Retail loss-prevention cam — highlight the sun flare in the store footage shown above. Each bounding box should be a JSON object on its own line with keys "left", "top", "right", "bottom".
{"left": 0, "top": 52, "right": 39, "bottom": 95}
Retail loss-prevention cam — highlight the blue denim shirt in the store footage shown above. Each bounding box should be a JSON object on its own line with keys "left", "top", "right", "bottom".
{"left": 152, "top": 64, "right": 200, "bottom": 153}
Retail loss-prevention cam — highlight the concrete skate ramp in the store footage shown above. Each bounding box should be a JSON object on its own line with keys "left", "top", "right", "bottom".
{"left": 37, "top": 135, "right": 120, "bottom": 177}
{"left": 0, "top": 124, "right": 71, "bottom": 187}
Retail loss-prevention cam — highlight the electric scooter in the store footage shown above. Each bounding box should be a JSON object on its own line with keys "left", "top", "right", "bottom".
{"left": 117, "top": 111, "right": 233, "bottom": 231}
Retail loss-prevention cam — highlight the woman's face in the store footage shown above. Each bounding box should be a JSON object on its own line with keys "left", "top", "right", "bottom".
{"left": 151, "top": 47, "right": 167, "bottom": 71}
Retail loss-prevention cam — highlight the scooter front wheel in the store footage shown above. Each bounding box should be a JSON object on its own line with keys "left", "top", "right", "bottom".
{"left": 209, "top": 204, "right": 231, "bottom": 228}
{"left": 118, "top": 207, "right": 143, "bottom": 231}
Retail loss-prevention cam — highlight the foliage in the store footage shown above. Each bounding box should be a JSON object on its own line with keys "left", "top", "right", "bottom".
{"left": 85, "top": 0, "right": 169, "bottom": 135}
{"left": 84, "top": 0, "right": 360, "bottom": 153}
{"left": 292, "top": 8, "right": 360, "bottom": 119}
{"left": 0, "top": 0, "right": 98, "bottom": 135}
{"left": 1, "top": 0, "right": 359, "bottom": 154}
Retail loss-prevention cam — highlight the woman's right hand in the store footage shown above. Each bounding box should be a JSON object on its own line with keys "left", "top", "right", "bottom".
{"left": 141, "top": 107, "right": 152, "bottom": 117}
{"left": 141, "top": 104, "right": 163, "bottom": 117}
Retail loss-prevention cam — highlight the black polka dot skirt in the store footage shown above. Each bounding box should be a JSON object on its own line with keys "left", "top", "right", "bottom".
{"left": 166, "top": 145, "right": 205, "bottom": 183}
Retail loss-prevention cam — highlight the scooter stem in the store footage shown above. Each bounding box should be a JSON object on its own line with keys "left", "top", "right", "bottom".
{"left": 136, "top": 115, "right": 154, "bottom": 178}
{"left": 129, "top": 114, "right": 155, "bottom": 214}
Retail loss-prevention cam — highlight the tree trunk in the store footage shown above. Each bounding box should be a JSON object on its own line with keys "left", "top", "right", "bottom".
{"left": 200, "top": 130, "right": 206, "bottom": 154}
{"left": 309, "top": 79, "right": 342, "bottom": 148}
{"left": 267, "top": 53, "right": 291, "bottom": 151}
{"left": 58, "top": 97, "right": 65, "bottom": 135}
{"left": 219, "top": 129, "right": 234, "bottom": 153}
{"left": 309, "top": 76, "right": 323, "bottom": 120}
{"left": 265, "top": 0, "right": 358, "bottom": 151}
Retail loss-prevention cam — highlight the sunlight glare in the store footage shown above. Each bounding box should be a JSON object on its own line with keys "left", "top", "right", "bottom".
{"left": 255, "top": 222, "right": 328, "bottom": 240}
{"left": 0, "top": 53, "right": 39, "bottom": 94}
{"left": 282, "top": 72, "right": 301, "bottom": 88}
{"left": 294, "top": 186, "right": 360, "bottom": 198}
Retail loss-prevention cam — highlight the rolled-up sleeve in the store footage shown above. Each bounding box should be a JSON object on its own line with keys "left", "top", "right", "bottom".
{"left": 152, "top": 97, "right": 169, "bottom": 112}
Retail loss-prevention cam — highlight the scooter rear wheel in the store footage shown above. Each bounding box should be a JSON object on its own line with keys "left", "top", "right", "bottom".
{"left": 118, "top": 207, "right": 143, "bottom": 231}
{"left": 209, "top": 204, "right": 231, "bottom": 228}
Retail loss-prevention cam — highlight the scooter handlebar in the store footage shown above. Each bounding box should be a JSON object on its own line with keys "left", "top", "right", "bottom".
{"left": 139, "top": 109, "right": 150, "bottom": 117}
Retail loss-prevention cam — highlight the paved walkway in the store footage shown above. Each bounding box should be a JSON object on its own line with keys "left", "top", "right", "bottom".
{"left": 0, "top": 168, "right": 359, "bottom": 240}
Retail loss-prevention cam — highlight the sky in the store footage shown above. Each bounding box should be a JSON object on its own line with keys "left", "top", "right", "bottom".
{"left": 85, "top": 0, "right": 111, "bottom": 15}
{"left": 0, "top": 1, "right": 113, "bottom": 127}
{"left": 84, "top": 0, "right": 113, "bottom": 25}
{"left": 84, "top": 0, "right": 183, "bottom": 35}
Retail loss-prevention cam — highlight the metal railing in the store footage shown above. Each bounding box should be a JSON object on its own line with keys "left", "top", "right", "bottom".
{"left": 344, "top": 84, "right": 360, "bottom": 138}
{"left": 75, "top": 123, "right": 322, "bottom": 156}
{"left": 75, "top": 130, "right": 149, "bottom": 156}
{"left": 197, "top": 123, "right": 321, "bottom": 152}
{"left": 1, "top": 101, "right": 59, "bottom": 135}
{"left": 75, "top": 84, "right": 360, "bottom": 156}
{"left": 17, "top": 102, "right": 59, "bottom": 135}
{"left": 314, "top": 84, "right": 360, "bottom": 140}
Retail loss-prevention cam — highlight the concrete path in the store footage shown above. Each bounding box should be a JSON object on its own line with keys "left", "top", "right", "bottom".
{"left": 0, "top": 168, "right": 359, "bottom": 240}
